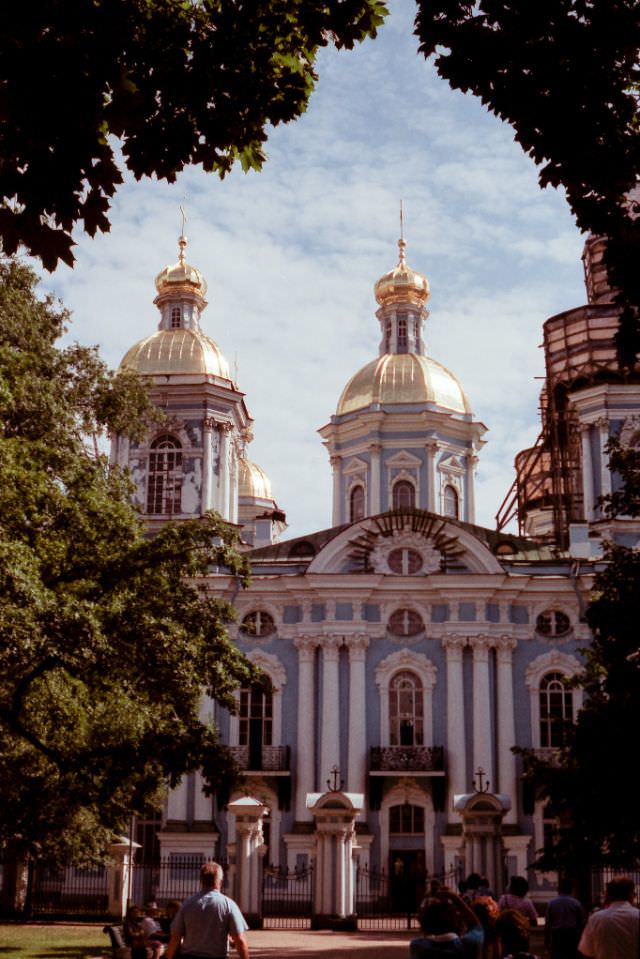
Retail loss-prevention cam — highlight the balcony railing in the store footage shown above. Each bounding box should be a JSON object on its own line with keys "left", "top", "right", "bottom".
{"left": 229, "top": 745, "right": 290, "bottom": 772}
{"left": 369, "top": 745, "right": 444, "bottom": 773}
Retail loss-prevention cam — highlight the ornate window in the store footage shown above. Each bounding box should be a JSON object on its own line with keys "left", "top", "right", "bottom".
{"left": 397, "top": 313, "right": 408, "bottom": 352}
{"left": 239, "top": 684, "right": 273, "bottom": 747}
{"left": 443, "top": 485, "right": 459, "bottom": 519}
{"left": 388, "top": 547, "right": 423, "bottom": 575}
{"left": 393, "top": 480, "right": 415, "bottom": 510}
{"left": 170, "top": 306, "right": 182, "bottom": 328}
{"left": 536, "top": 610, "right": 571, "bottom": 638}
{"left": 539, "top": 672, "right": 573, "bottom": 748}
{"left": 389, "top": 670, "right": 424, "bottom": 745}
{"left": 388, "top": 608, "right": 424, "bottom": 637}
{"left": 146, "top": 434, "right": 183, "bottom": 515}
{"left": 389, "top": 803, "right": 425, "bottom": 834}
{"left": 350, "top": 484, "right": 365, "bottom": 522}
{"left": 240, "top": 611, "right": 276, "bottom": 637}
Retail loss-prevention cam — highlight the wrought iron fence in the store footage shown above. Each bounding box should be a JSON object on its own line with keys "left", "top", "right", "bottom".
{"left": 261, "top": 864, "right": 313, "bottom": 929}
{"left": 355, "top": 864, "right": 460, "bottom": 930}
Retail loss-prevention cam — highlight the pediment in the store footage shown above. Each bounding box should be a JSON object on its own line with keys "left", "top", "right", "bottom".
{"left": 307, "top": 509, "right": 502, "bottom": 574}
{"left": 343, "top": 456, "right": 368, "bottom": 474}
{"left": 386, "top": 450, "right": 423, "bottom": 468}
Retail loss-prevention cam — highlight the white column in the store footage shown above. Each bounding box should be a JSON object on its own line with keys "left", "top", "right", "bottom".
{"left": 426, "top": 441, "right": 437, "bottom": 512}
{"left": 465, "top": 453, "right": 478, "bottom": 524}
{"left": 201, "top": 417, "right": 215, "bottom": 513}
{"left": 347, "top": 635, "right": 369, "bottom": 795}
{"left": 331, "top": 456, "right": 342, "bottom": 526}
{"left": 228, "top": 442, "right": 238, "bottom": 524}
{"left": 370, "top": 444, "right": 381, "bottom": 515}
{"left": 294, "top": 636, "right": 317, "bottom": 821}
{"left": 470, "top": 636, "right": 494, "bottom": 787}
{"left": 218, "top": 425, "right": 230, "bottom": 520}
{"left": 495, "top": 635, "right": 518, "bottom": 824}
{"left": 320, "top": 637, "right": 342, "bottom": 785}
{"left": 597, "top": 417, "right": 612, "bottom": 502}
{"left": 442, "top": 635, "right": 467, "bottom": 818}
{"left": 580, "top": 424, "right": 595, "bottom": 520}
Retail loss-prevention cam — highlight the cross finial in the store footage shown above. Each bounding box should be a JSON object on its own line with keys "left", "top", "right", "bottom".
{"left": 398, "top": 200, "right": 407, "bottom": 267}
{"left": 178, "top": 202, "right": 188, "bottom": 265}
{"left": 327, "top": 765, "right": 344, "bottom": 792}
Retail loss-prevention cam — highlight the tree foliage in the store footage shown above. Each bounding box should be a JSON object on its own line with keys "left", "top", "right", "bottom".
{"left": 0, "top": 259, "right": 256, "bottom": 863}
{"left": 416, "top": 0, "right": 640, "bottom": 365}
{"left": 520, "top": 439, "right": 640, "bottom": 873}
{"left": 0, "top": 1, "right": 387, "bottom": 270}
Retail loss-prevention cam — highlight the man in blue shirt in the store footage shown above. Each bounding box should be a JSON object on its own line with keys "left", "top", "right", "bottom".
{"left": 165, "top": 862, "right": 249, "bottom": 959}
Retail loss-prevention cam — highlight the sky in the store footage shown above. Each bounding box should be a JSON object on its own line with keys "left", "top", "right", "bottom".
{"left": 40, "top": 1, "right": 587, "bottom": 541}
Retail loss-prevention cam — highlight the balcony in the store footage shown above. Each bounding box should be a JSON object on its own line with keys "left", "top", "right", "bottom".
{"left": 369, "top": 745, "right": 445, "bottom": 776}
{"left": 229, "top": 745, "right": 291, "bottom": 775}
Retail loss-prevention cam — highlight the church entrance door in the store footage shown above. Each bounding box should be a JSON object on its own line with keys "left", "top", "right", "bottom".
{"left": 389, "top": 849, "right": 426, "bottom": 913}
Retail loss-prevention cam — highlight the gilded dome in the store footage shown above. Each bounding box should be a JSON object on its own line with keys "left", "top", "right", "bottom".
{"left": 120, "top": 328, "right": 231, "bottom": 378}
{"left": 238, "top": 456, "right": 273, "bottom": 501}
{"left": 154, "top": 235, "right": 208, "bottom": 301}
{"left": 374, "top": 238, "right": 429, "bottom": 307}
{"left": 337, "top": 353, "right": 471, "bottom": 416}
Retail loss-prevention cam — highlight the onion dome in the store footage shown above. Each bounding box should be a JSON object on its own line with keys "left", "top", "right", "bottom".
{"left": 337, "top": 353, "right": 471, "bottom": 416}
{"left": 154, "top": 234, "right": 208, "bottom": 304}
{"left": 120, "top": 233, "right": 231, "bottom": 379}
{"left": 374, "top": 238, "right": 430, "bottom": 307}
{"left": 238, "top": 456, "right": 274, "bottom": 502}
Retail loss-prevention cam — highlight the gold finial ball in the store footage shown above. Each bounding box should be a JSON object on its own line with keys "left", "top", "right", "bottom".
{"left": 374, "top": 240, "right": 430, "bottom": 307}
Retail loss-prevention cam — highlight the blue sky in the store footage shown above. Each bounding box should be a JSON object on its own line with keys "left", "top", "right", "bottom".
{"left": 41, "top": 1, "right": 587, "bottom": 539}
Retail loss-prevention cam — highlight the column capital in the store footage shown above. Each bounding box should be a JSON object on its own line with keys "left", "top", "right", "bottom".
{"left": 320, "top": 634, "right": 343, "bottom": 660}
{"left": 294, "top": 635, "right": 319, "bottom": 659}
{"left": 369, "top": 442, "right": 382, "bottom": 455}
{"left": 425, "top": 440, "right": 439, "bottom": 454}
{"left": 468, "top": 634, "right": 495, "bottom": 659}
{"left": 220, "top": 422, "right": 234, "bottom": 434}
{"left": 441, "top": 634, "right": 467, "bottom": 659}
{"left": 330, "top": 455, "right": 342, "bottom": 468}
{"left": 346, "top": 634, "right": 369, "bottom": 661}
{"left": 495, "top": 635, "right": 517, "bottom": 662}
{"left": 203, "top": 416, "right": 218, "bottom": 431}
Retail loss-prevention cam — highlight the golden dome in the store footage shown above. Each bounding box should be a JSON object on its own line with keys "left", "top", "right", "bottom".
{"left": 374, "top": 238, "right": 429, "bottom": 307}
{"left": 238, "top": 456, "right": 273, "bottom": 501}
{"left": 337, "top": 353, "right": 471, "bottom": 416}
{"left": 154, "top": 235, "right": 208, "bottom": 302}
{"left": 120, "top": 328, "right": 231, "bottom": 378}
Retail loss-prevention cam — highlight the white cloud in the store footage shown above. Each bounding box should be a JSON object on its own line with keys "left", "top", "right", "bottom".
{"left": 39, "top": 0, "right": 588, "bottom": 540}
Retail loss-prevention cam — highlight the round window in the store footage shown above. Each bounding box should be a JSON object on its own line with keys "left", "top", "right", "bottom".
{"left": 388, "top": 608, "right": 424, "bottom": 637}
{"left": 536, "top": 610, "right": 571, "bottom": 637}
{"left": 388, "top": 548, "right": 424, "bottom": 575}
{"left": 241, "top": 611, "right": 276, "bottom": 637}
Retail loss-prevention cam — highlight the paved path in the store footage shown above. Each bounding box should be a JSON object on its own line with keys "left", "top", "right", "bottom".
{"left": 244, "top": 929, "right": 412, "bottom": 958}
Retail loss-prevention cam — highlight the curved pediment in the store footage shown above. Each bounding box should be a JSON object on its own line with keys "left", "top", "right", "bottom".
{"left": 306, "top": 509, "right": 503, "bottom": 575}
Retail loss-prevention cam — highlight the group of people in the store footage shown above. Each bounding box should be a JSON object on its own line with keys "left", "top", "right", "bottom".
{"left": 410, "top": 873, "right": 640, "bottom": 959}
{"left": 123, "top": 863, "right": 249, "bottom": 959}
{"left": 122, "top": 864, "right": 639, "bottom": 959}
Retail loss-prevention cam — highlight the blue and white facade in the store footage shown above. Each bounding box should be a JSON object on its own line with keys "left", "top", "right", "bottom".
{"left": 114, "top": 229, "right": 640, "bottom": 905}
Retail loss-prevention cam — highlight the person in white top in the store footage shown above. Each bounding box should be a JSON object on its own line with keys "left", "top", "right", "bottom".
{"left": 579, "top": 876, "right": 639, "bottom": 959}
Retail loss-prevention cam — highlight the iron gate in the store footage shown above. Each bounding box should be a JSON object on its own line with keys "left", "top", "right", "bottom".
{"left": 261, "top": 864, "right": 313, "bottom": 929}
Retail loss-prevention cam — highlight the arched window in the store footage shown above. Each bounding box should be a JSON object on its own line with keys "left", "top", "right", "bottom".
{"left": 443, "top": 485, "right": 459, "bottom": 519}
{"left": 350, "top": 484, "right": 365, "bottom": 522}
{"left": 239, "top": 683, "right": 273, "bottom": 769}
{"left": 393, "top": 480, "right": 415, "bottom": 510}
{"left": 389, "top": 803, "right": 425, "bottom": 834}
{"left": 146, "top": 434, "right": 182, "bottom": 514}
{"left": 388, "top": 608, "right": 424, "bottom": 637}
{"left": 539, "top": 672, "right": 573, "bottom": 748}
{"left": 397, "top": 313, "right": 408, "bottom": 352}
{"left": 240, "top": 611, "right": 276, "bottom": 637}
{"left": 389, "top": 671, "right": 424, "bottom": 745}
{"left": 170, "top": 306, "right": 182, "bottom": 328}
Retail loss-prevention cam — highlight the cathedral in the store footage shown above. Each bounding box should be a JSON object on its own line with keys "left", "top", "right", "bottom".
{"left": 110, "top": 225, "right": 639, "bottom": 913}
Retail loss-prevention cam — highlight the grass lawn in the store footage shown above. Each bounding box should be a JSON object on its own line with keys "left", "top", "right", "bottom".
{"left": 0, "top": 923, "right": 108, "bottom": 959}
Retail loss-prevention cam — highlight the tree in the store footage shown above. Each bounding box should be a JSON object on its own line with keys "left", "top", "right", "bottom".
{"left": 0, "top": 1, "right": 387, "bottom": 271}
{"left": 0, "top": 258, "right": 256, "bottom": 864}
{"left": 519, "top": 439, "right": 640, "bottom": 876}
{"left": 415, "top": 0, "right": 640, "bottom": 365}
